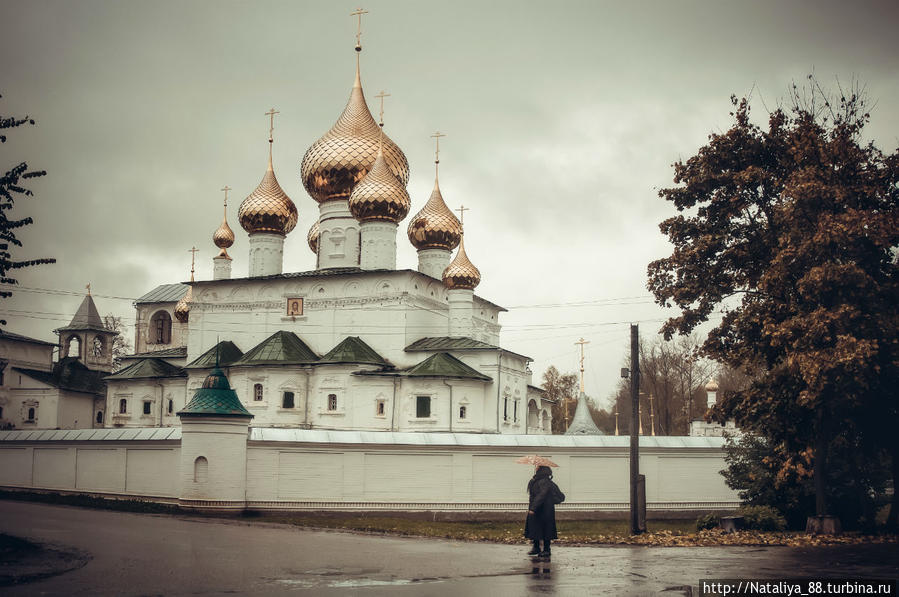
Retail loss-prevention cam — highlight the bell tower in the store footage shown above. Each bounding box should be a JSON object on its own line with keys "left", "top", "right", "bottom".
{"left": 54, "top": 285, "right": 118, "bottom": 373}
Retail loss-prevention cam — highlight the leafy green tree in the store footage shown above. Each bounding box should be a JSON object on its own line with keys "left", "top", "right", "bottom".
{"left": 1, "top": 95, "right": 55, "bottom": 324}
{"left": 541, "top": 366, "right": 578, "bottom": 434}
{"left": 648, "top": 78, "right": 899, "bottom": 527}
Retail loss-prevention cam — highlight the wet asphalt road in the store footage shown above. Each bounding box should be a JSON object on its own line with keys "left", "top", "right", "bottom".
{"left": 1, "top": 500, "right": 897, "bottom": 596}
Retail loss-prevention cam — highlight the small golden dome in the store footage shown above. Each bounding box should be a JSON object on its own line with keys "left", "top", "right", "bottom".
{"left": 238, "top": 143, "right": 298, "bottom": 236}
{"left": 407, "top": 178, "right": 462, "bottom": 251}
{"left": 300, "top": 61, "right": 409, "bottom": 203}
{"left": 307, "top": 220, "right": 320, "bottom": 254}
{"left": 706, "top": 379, "right": 719, "bottom": 392}
{"left": 442, "top": 237, "right": 481, "bottom": 290}
{"left": 174, "top": 285, "right": 192, "bottom": 323}
{"left": 213, "top": 207, "right": 234, "bottom": 259}
{"left": 349, "top": 145, "right": 410, "bottom": 223}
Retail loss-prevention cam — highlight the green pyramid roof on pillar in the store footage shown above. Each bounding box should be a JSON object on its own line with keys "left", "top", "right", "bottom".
{"left": 405, "top": 352, "right": 491, "bottom": 381}
{"left": 565, "top": 391, "right": 604, "bottom": 435}
{"left": 178, "top": 367, "right": 253, "bottom": 418}
{"left": 184, "top": 340, "right": 244, "bottom": 369}
{"left": 231, "top": 331, "right": 318, "bottom": 366}
{"left": 319, "top": 336, "right": 388, "bottom": 366}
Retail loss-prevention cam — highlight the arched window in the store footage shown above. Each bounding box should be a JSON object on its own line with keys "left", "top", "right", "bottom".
{"left": 327, "top": 393, "right": 338, "bottom": 411}
{"left": 459, "top": 405, "right": 467, "bottom": 420}
{"left": 119, "top": 399, "right": 127, "bottom": 414}
{"left": 150, "top": 311, "right": 172, "bottom": 345}
{"left": 194, "top": 456, "right": 208, "bottom": 483}
{"left": 167, "top": 399, "right": 173, "bottom": 414}
{"left": 96, "top": 411, "right": 104, "bottom": 424}
{"left": 65, "top": 335, "right": 82, "bottom": 359}
{"left": 27, "top": 407, "right": 35, "bottom": 421}
{"left": 253, "top": 384, "right": 263, "bottom": 401}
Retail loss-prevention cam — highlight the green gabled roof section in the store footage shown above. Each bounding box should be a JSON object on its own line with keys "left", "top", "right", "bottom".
{"left": 121, "top": 346, "right": 188, "bottom": 360}
{"left": 231, "top": 331, "right": 318, "bottom": 366}
{"left": 178, "top": 368, "right": 252, "bottom": 418}
{"left": 405, "top": 337, "right": 499, "bottom": 351}
{"left": 105, "top": 358, "right": 186, "bottom": 380}
{"left": 185, "top": 341, "right": 244, "bottom": 369}
{"left": 405, "top": 352, "right": 491, "bottom": 381}
{"left": 319, "top": 336, "right": 388, "bottom": 366}
{"left": 14, "top": 358, "right": 107, "bottom": 395}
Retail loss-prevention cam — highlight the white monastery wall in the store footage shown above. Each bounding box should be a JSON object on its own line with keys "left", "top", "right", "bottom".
{"left": 0, "top": 429, "right": 739, "bottom": 511}
{"left": 55, "top": 391, "right": 95, "bottom": 430}
{"left": 107, "top": 379, "right": 186, "bottom": 428}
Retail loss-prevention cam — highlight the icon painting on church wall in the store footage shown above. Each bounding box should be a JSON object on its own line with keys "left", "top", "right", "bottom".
{"left": 286, "top": 298, "right": 303, "bottom": 317}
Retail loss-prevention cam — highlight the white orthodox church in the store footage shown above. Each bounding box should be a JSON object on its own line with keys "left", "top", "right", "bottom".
{"left": 103, "top": 35, "right": 554, "bottom": 435}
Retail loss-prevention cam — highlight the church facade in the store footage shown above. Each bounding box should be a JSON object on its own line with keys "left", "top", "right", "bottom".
{"left": 103, "top": 30, "right": 554, "bottom": 435}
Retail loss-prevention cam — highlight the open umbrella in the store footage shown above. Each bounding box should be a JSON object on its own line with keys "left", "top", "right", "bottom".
{"left": 515, "top": 454, "right": 559, "bottom": 468}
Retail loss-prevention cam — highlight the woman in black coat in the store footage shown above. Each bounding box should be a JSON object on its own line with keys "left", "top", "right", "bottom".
{"left": 524, "top": 465, "right": 564, "bottom": 556}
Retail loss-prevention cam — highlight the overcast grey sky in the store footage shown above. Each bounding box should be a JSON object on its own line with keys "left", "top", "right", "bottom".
{"left": 2, "top": 0, "right": 897, "bottom": 406}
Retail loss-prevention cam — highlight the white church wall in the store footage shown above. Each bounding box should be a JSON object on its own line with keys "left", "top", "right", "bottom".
{"left": 55, "top": 391, "right": 95, "bottom": 430}
{"left": 107, "top": 379, "right": 186, "bottom": 428}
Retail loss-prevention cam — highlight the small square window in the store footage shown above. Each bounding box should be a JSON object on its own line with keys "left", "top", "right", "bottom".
{"left": 282, "top": 391, "right": 295, "bottom": 409}
{"left": 327, "top": 394, "right": 338, "bottom": 411}
{"left": 143, "top": 401, "right": 151, "bottom": 415}
{"left": 416, "top": 395, "right": 431, "bottom": 419}
{"left": 254, "top": 384, "right": 263, "bottom": 401}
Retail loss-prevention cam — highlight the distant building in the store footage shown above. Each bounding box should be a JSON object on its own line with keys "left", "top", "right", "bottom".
{"left": 689, "top": 379, "right": 738, "bottom": 437}
{"left": 0, "top": 292, "right": 114, "bottom": 429}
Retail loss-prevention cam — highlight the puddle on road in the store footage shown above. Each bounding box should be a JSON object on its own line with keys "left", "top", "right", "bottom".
{"left": 273, "top": 572, "right": 445, "bottom": 590}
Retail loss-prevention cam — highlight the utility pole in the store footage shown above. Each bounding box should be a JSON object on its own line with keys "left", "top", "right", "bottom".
{"left": 629, "top": 324, "right": 644, "bottom": 534}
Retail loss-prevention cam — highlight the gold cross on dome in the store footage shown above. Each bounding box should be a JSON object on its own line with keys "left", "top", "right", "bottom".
{"left": 221, "top": 185, "right": 231, "bottom": 207}
{"left": 575, "top": 337, "right": 590, "bottom": 392}
{"left": 374, "top": 91, "right": 389, "bottom": 126}
{"left": 188, "top": 246, "right": 199, "bottom": 273}
{"left": 265, "top": 108, "right": 279, "bottom": 140}
{"left": 455, "top": 204, "right": 469, "bottom": 225}
{"left": 431, "top": 131, "right": 446, "bottom": 163}
{"left": 351, "top": 7, "right": 368, "bottom": 49}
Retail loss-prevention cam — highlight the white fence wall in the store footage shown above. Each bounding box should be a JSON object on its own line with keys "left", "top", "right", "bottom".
{"left": 0, "top": 428, "right": 740, "bottom": 512}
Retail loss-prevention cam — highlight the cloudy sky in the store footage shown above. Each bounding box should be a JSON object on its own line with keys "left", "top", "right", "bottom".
{"left": 2, "top": 0, "right": 897, "bottom": 406}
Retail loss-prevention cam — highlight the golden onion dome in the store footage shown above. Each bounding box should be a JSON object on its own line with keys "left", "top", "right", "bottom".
{"left": 238, "top": 142, "right": 298, "bottom": 236}
{"left": 300, "top": 60, "right": 409, "bottom": 203}
{"left": 349, "top": 144, "right": 410, "bottom": 223}
{"left": 213, "top": 204, "right": 235, "bottom": 259}
{"left": 307, "top": 219, "right": 320, "bottom": 254}
{"left": 407, "top": 177, "right": 462, "bottom": 251}
{"left": 174, "top": 285, "right": 192, "bottom": 323}
{"left": 442, "top": 236, "right": 481, "bottom": 290}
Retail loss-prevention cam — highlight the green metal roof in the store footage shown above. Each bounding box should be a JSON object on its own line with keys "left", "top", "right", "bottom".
{"left": 121, "top": 346, "right": 188, "bottom": 361}
{"left": 136, "top": 283, "right": 190, "bottom": 304}
{"left": 105, "top": 358, "right": 186, "bottom": 380}
{"left": 55, "top": 294, "right": 110, "bottom": 333}
{"left": 178, "top": 368, "right": 252, "bottom": 418}
{"left": 405, "top": 352, "right": 491, "bottom": 381}
{"left": 184, "top": 341, "right": 244, "bottom": 369}
{"left": 231, "top": 331, "right": 318, "bottom": 366}
{"left": 318, "top": 336, "right": 387, "bottom": 366}
{"left": 405, "top": 337, "right": 499, "bottom": 351}
{"left": 14, "top": 358, "right": 107, "bottom": 395}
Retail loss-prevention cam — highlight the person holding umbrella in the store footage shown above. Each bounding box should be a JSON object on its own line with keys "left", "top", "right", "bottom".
{"left": 517, "top": 455, "right": 565, "bottom": 558}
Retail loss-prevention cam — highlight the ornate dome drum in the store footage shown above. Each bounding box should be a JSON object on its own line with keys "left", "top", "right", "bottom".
{"left": 301, "top": 68, "right": 409, "bottom": 203}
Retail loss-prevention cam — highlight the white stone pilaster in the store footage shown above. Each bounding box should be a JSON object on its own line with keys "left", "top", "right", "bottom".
{"left": 213, "top": 256, "right": 232, "bottom": 280}
{"left": 417, "top": 248, "right": 451, "bottom": 279}
{"left": 360, "top": 221, "right": 398, "bottom": 270}
{"left": 248, "top": 233, "right": 284, "bottom": 277}
{"left": 448, "top": 288, "right": 474, "bottom": 338}
{"left": 318, "top": 200, "right": 360, "bottom": 269}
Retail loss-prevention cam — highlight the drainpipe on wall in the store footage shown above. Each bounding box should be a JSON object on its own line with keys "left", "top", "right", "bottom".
{"left": 390, "top": 375, "right": 399, "bottom": 432}
{"left": 496, "top": 352, "right": 502, "bottom": 433}
{"left": 156, "top": 382, "right": 165, "bottom": 427}
{"left": 443, "top": 380, "right": 453, "bottom": 433}
{"left": 303, "top": 368, "right": 311, "bottom": 428}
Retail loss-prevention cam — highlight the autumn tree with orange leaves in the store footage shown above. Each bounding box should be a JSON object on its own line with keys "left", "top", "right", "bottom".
{"left": 648, "top": 78, "right": 899, "bottom": 530}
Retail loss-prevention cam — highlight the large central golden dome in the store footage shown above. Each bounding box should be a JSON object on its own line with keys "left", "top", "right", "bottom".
{"left": 301, "top": 61, "right": 409, "bottom": 203}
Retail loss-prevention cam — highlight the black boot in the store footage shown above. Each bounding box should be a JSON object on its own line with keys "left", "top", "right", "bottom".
{"left": 527, "top": 541, "right": 541, "bottom": 556}
{"left": 539, "top": 540, "right": 551, "bottom": 558}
